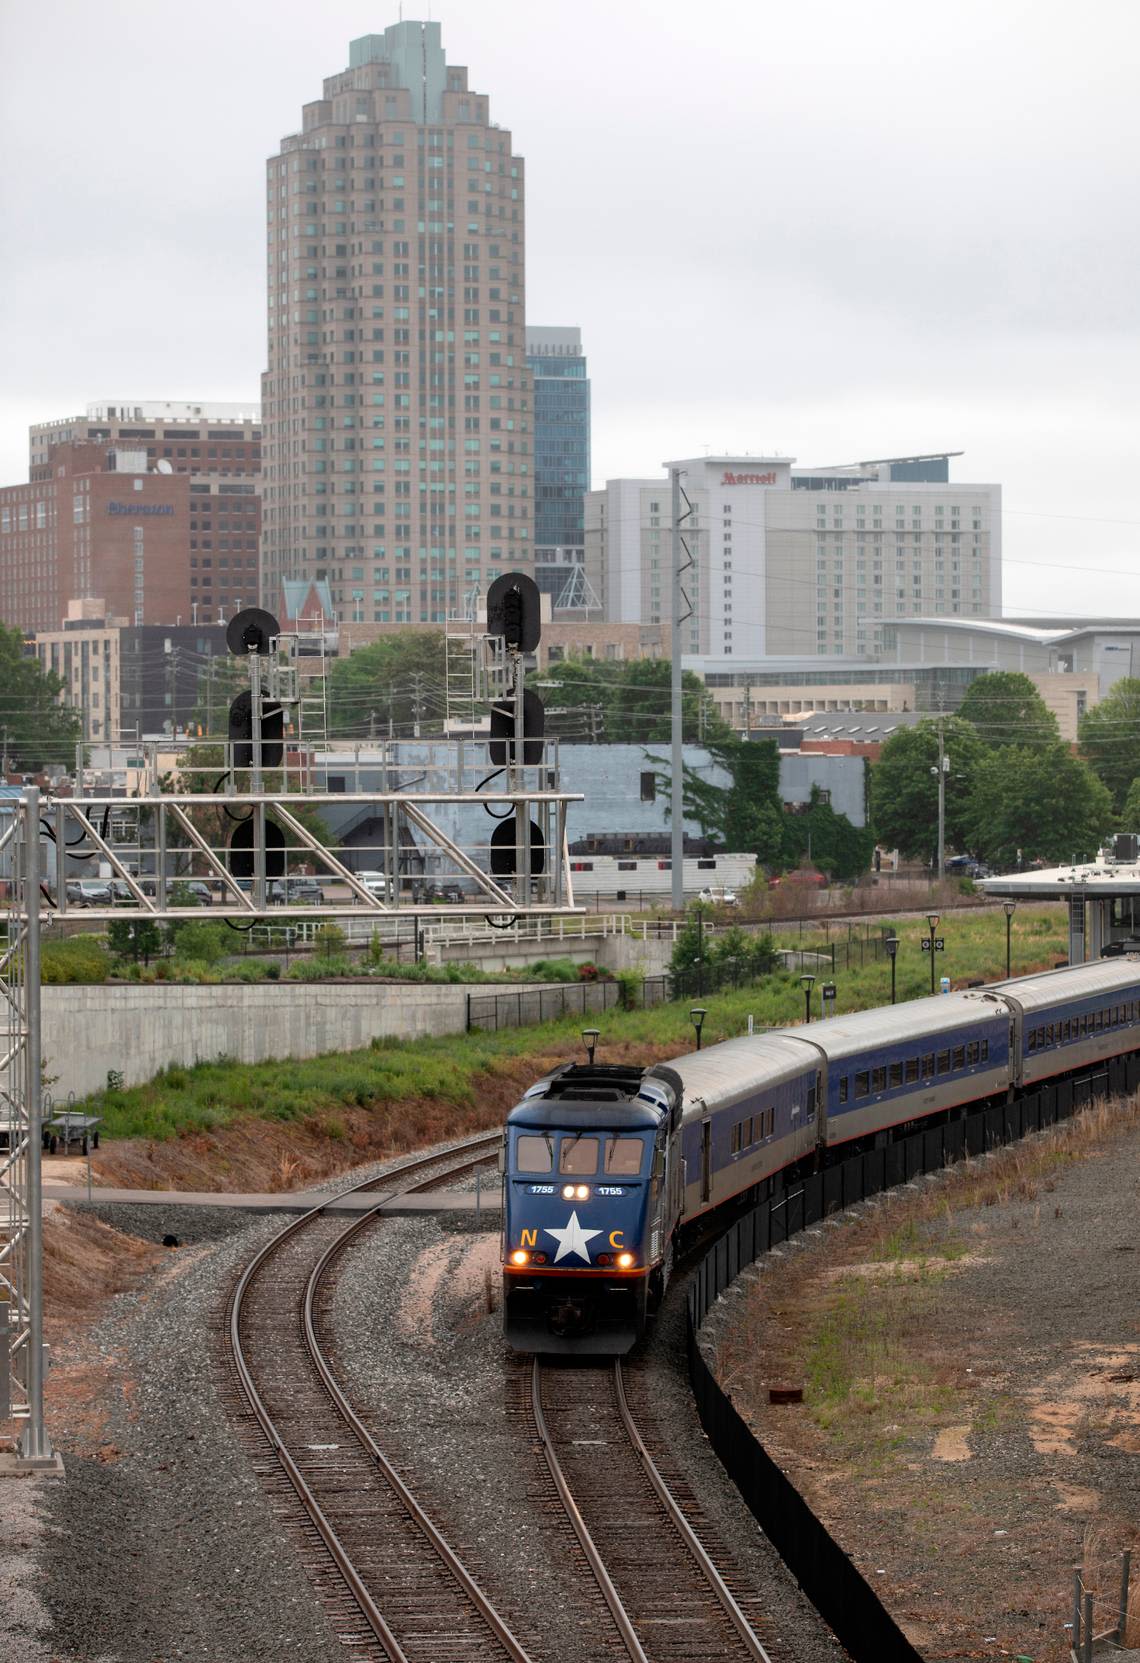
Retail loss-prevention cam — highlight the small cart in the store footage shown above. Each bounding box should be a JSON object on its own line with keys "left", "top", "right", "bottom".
{"left": 42, "top": 1112, "right": 102, "bottom": 1156}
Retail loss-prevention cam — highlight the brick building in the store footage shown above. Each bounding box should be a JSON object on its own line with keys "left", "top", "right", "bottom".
{"left": 1, "top": 401, "right": 262, "bottom": 634}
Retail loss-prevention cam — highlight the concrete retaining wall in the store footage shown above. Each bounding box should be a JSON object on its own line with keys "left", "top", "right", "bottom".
{"left": 41, "top": 980, "right": 523, "bottom": 1101}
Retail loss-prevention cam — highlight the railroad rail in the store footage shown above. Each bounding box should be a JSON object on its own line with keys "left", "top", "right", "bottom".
{"left": 226, "top": 1133, "right": 532, "bottom": 1663}
{"left": 530, "top": 1356, "right": 774, "bottom": 1662}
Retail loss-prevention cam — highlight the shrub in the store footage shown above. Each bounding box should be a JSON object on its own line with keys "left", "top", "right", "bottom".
{"left": 315, "top": 922, "right": 347, "bottom": 957}
{"left": 523, "top": 957, "right": 581, "bottom": 983}
{"left": 265, "top": 962, "right": 281, "bottom": 980}
{"left": 41, "top": 935, "right": 112, "bottom": 984}
{"left": 169, "top": 920, "right": 229, "bottom": 966}
{"left": 616, "top": 968, "right": 642, "bottom": 1011}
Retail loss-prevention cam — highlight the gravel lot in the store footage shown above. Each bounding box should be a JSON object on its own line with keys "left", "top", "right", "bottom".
{"left": 3, "top": 1146, "right": 849, "bottom": 1663}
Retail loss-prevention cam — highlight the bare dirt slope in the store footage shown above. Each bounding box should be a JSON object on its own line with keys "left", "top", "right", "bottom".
{"left": 713, "top": 1099, "right": 1140, "bottom": 1662}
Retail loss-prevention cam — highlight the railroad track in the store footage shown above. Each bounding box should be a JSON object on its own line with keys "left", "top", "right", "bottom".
{"left": 225, "top": 1134, "right": 533, "bottom": 1663}
{"left": 529, "top": 1356, "right": 775, "bottom": 1663}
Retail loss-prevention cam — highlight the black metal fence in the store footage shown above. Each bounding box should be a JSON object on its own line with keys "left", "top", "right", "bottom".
{"left": 686, "top": 1052, "right": 1140, "bottom": 1663}
{"left": 465, "top": 962, "right": 769, "bottom": 1032}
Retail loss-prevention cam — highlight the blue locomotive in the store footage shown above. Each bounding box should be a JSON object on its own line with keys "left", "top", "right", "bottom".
{"left": 501, "top": 957, "right": 1140, "bottom": 1354}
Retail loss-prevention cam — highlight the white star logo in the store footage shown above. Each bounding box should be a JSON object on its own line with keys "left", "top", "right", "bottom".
{"left": 544, "top": 1210, "right": 603, "bottom": 1264}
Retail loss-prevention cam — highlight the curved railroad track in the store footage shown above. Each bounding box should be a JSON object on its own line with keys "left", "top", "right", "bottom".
{"left": 225, "top": 1134, "right": 533, "bottom": 1663}
{"left": 530, "top": 1356, "right": 775, "bottom": 1662}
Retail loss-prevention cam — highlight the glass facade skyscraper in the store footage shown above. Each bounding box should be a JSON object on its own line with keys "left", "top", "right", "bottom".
{"left": 526, "top": 327, "right": 590, "bottom": 605}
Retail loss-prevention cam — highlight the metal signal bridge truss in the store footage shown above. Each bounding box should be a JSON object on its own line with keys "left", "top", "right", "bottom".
{"left": 2, "top": 581, "right": 580, "bottom": 1461}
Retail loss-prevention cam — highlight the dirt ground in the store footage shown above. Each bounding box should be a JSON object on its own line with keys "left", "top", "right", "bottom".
{"left": 714, "top": 1098, "right": 1140, "bottom": 1663}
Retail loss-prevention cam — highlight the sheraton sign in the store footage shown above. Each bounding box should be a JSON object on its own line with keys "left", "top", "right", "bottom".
{"left": 721, "top": 470, "right": 777, "bottom": 486}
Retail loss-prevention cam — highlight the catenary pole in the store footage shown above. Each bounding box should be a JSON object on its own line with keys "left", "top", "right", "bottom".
{"left": 21, "top": 787, "right": 51, "bottom": 1463}
{"left": 670, "top": 467, "right": 684, "bottom": 911}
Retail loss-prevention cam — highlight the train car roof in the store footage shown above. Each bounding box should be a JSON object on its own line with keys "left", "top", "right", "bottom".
{"left": 647, "top": 1033, "right": 814, "bottom": 1114}
{"left": 776, "top": 989, "right": 1003, "bottom": 1066}
{"left": 987, "top": 955, "right": 1140, "bottom": 1015}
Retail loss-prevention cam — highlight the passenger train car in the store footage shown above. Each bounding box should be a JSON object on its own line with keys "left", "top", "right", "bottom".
{"left": 500, "top": 957, "right": 1140, "bottom": 1354}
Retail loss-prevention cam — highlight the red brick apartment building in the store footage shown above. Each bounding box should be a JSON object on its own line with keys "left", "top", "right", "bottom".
{"left": 0, "top": 403, "right": 261, "bottom": 633}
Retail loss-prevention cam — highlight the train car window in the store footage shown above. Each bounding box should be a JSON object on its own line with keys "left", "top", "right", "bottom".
{"left": 981, "top": 1039, "right": 989, "bottom": 1061}
{"left": 559, "top": 1136, "right": 599, "bottom": 1175}
{"left": 872, "top": 1067, "right": 886, "bottom": 1093}
{"left": 516, "top": 1134, "right": 553, "bottom": 1172}
{"left": 604, "top": 1137, "right": 644, "bottom": 1176}
{"left": 888, "top": 1062, "right": 902, "bottom": 1088}
{"left": 767, "top": 1108, "right": 775, "bottom": 1137}
{"left": 807, "top": 1082, "right": 817, "bottom": 1120}
{"left": 905, "top": 1058, "right": 919, "bottom": 1083}
{"left": 731, "top": 1124, "right": 741, "bottom": 1156}
{"left": 1037, "top": 1026, "right": 1046, "bottom": 1047}
{"left": 951, "top": 1046, "right": 965, "bottom": 1069}
{"left": 936, "top": 1050, "right": 950, "bottom": 1074}
{"left": 838, "top": 1077, "right": 849, "bottom": 1104}
{"left": 967, "top": 1041, "right": 979, "bottom": 1065}
{"left": 1027, "top": 1030, "right": 1037, "bottom": 1052}
{"left": 922, "top": 1053, "right": 935, "bottom": 1078}
{"left": 855, "top": 1071, "right": 870, "bottom": 1099}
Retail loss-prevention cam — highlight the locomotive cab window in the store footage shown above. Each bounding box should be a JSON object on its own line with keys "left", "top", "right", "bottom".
{"left": 559, "top": 1136, "right": 598, "bottom": 1175}
{"left": 604, "top": 1136, "right": 644, "bottom": 1176}
{"left": 515, "top": 1134, "right": 553, "bottom": 1172}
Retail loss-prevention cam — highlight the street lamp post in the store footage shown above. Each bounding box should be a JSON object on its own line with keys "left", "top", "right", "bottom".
{"left": 690, "top": 1007, "right": 708, "bottom": 1051}
{"left": 581, "top": 1028, "right": 600, "bottom": 1065}
{"left": 926, "top": 913, "right": 940, "bottom": 996}
{"left": 800, "top": 973, "right": 816, "bottom": 1024}
{"left": 1003, "top": 901, "right": 1016, "bottom": 979}
{"left": 885, "top": 933, "right": 899, "bottom": 1004}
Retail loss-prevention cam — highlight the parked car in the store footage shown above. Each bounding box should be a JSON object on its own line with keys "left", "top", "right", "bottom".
{"left": 268, "top": 877, "right": 323, "bottom": 906}
{"left": 354, "top": 870, "right": 392, "bottom": 901}
{"left": 66, "top": 879, "right": 113, "bottom": 906}
{"left": 698, "top": 885, "right": 738, "bottom": 907}
{"left": 768, "top": 869, "right": 827, "bottom": 890}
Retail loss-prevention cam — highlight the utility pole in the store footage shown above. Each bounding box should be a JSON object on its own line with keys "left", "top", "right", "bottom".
{"left": 411, "top": 673, "right": 424, "bottom": 740}
{"left": 932, "top": 720, "right": 949, "bottom": 881}
{"left": 670, "top": 466, "right": 686, "bottom": 911}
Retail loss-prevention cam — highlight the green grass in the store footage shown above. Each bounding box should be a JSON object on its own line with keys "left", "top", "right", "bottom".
{"left": 78, "top": 904, "right": 1067, "bottom": 1143}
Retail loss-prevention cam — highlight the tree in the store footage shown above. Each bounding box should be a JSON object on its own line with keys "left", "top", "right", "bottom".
{"left": 1079, "top": 678, "right": 1140, "bottom": 810}
{"left": 532, "top": 657, "right": 730, "bottom": 745}
{"left": 869, "top": 717, "right": 986, "bottom": 861}
{"left": 652, "top": 739, "right": 871, "bottom": 878}
{"left": 963, "top": 746, "right": 1113, "bottom": 870}
{"left": 956, "top": 672, "right": 1060, "bottom": 750}
{"left": 0, "top": 623, "right": 82, "bottom": 771}
{"left": 1119, "top": 775, "right": 1140, "bottom": 831}
{"left": 782, "top": 785, "right": 876, "bottom": 883}
{"left": 107, "top": 918, "right": 163, "bottom": 966}
{"left": 328, "top": 631, "right": 447, "bottom": 737}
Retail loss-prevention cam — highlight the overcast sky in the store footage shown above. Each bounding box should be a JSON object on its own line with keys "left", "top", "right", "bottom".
{"left": 2, "top": 0, "right": 1139, "bottom": 619}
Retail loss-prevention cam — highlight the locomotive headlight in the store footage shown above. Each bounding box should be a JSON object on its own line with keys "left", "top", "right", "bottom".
{"left": 510, "top": 1249, "right": 529, "bottom": 1266}
{"left": 561, "top": 1184, "right": 575, "bottom": 1199}
{"left": 616, "top": 1252, "right": 635, "bottom": 1270}
{"left": 575, "top": 1184, "right": 589, "bottom": 1201}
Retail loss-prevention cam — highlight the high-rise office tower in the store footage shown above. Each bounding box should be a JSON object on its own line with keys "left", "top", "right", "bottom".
{"left": 262, "top": 21, "right": 532, "bottom": 630}
{"left": 526, "top": 327, "right": 592, "bottom": 610}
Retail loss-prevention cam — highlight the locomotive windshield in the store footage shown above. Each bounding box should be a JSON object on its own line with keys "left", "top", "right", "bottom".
{"left": 511, "top": 1129, "right": 647, "bottom": 1177}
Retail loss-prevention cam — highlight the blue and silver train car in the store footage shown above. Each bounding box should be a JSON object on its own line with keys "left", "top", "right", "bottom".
{"left": 995, "top": 959, "right": 1140, "bottom": 1088}
{"left": 791, "top": 991, "right": 1010, "bottom": 1153}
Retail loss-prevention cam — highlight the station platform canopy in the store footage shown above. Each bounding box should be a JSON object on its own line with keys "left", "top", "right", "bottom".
{"left": 978, "top": 835, "right": 1140, "bottom": 962}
